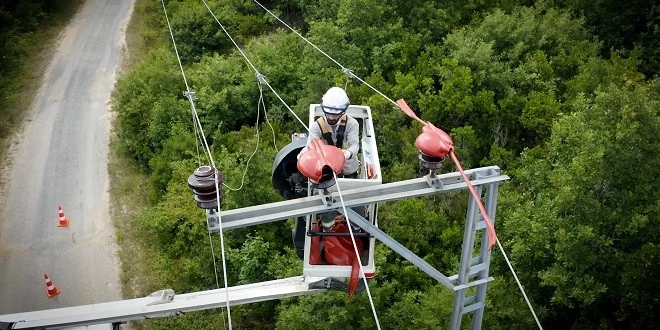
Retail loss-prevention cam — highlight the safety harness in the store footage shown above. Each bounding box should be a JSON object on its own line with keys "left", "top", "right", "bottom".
{"left": 316, "top": 114, "right": 347, "bottom": 148}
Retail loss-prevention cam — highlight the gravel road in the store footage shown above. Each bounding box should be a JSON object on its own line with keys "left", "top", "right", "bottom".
{"left": 0, "top": 0, "right": 134, "bottom": 314}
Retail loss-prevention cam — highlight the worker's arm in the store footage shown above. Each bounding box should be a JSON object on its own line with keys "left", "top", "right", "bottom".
{"left": 343, "top": 117, "right": 360, "bottom": 158}
{"left": 299, "top": 121, "right": 322, "bottom": 156}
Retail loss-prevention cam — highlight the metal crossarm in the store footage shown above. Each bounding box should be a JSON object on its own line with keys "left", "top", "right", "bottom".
{"left": 338, "top": 174, "right": 505, "bottom": 330}
{"left": 210, "top": 166, "right": 508, "bottom": 231}
{"left": 0, "top": 166, "right": 508, "bottom": 329}
{"left": 210, "top": 165, "right": 507, "bottom": 330}
{"left": 0, "top": 277, "right": 327, "bottom": 329}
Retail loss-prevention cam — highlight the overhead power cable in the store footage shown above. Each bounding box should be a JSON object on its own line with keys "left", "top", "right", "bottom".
{"left": 222, "top": 80, "right": 263, "bottom": 192}
{"left": 160, "top": 1, "right": 233, "bottom": 328}
{"left": 334, "top": 174, "right": 382, "bottom": 330}
{"left": 199, "top": 0, "right": 299, "bottom": 192}
{"left": 202, "top": 1, "right": 382, "bottom": 326}
{"left": 201, "top": 0, "right": 308, "bottom": 131}
{"left": 253, "top": 2, "right": 544, "bottom": 327}
{"left": 496, "top": 240, "right": 544, "bottom": 329}
{"left": 251, "top": 0, "right": 399, "bottom": 109}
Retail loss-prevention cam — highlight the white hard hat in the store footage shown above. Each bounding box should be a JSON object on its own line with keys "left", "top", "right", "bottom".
{"left": 321, "top": 87, "right": 349, "bottom": 114}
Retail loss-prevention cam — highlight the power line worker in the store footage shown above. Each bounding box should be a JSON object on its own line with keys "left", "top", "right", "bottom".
{"left": 298, "top": 87, "right": 362, "bottom": 232}
{"left": 299, "top": 86, "right": 360, "bottom": 178}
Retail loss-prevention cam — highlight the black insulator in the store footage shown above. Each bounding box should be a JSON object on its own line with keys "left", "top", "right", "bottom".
{"left": 187, "top": 166, "right": 224, "bottom": 209}
{"left": 418, "top": 152, "right": 444, "bottom": 170}
{"left": 310, "top": 165, "right": 336, "bottom": 189}
{"left": 284, "top": 173, "right": 308, "bottom": 199}
{"left": 272, "top": 139, "right": 308, "bottom": 199}
{"left": 292, "top": 216, "right": 306, "bottom": 260}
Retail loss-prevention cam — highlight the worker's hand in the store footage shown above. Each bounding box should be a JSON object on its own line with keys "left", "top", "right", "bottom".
{"left": 297, "top": 151, "right": 303, "bottom": 160}
{"left": 342, "top": 149, "right": 352, "bottom": 160}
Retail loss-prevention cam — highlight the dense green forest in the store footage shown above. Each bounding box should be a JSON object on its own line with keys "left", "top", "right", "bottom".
{"left": 0, "top": 0, "right": 83, "bottom": 144}
{"left": 110, "top": 0, "right": 658, "bottom": 329}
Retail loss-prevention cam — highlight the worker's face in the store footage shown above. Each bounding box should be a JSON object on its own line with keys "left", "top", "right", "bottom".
{"left": 325, "top": 113, "right": 342, "bottom": 125}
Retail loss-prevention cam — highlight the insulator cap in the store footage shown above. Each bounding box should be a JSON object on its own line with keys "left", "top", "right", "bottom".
{"left": 187, "top": 166, "right": 223, "bottom": 209}
{"left": 419, "top": 152, "right": 444, "bottom": 170}
{"left": 415, "top": 122, "right": 453, "bottom": 159}
{"left": 297, "top": 139, "right": 344, "bottom": 185}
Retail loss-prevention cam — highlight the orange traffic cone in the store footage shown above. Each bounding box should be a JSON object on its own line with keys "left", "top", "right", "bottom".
{"left": 44, "top": 273, "right": 60, "bottom": 298}
{"left": 57, "top": 206, "right": 69, "bottom": 227}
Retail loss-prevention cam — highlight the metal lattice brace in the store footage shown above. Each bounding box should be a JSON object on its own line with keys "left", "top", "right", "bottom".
{"left": 449, "top": 175, "right": 501, "bottom": 330}
{"left": 209, "top": 166, "right": 508, "bottom": 231}
{"left": 211, "top": 165, "right": 507, "bottom": 330}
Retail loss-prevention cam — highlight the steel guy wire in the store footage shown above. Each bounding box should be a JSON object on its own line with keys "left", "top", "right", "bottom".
{"left": 251, "top": 0, "right": 344, "bottom": 70}
{"left": 261, "top": 78, "right": 309, "bottom": 131}
{"left": 263, "top": 98, "right": 278, "bottom": 150}
{"left": 192, "top": 109, "right": 204, "bottom": 166}
{"left": 222, "top": 81, "right": 264, "bottom": 192}
{"left": 161, "top": 2, "right": 212, "bottom": 168}
{"left": 207, "top": 226, "right": 228, "bottom": 330}
{"left": 252, "top": 75, "right": 278, "bottom": 150}
{"left": 254, "top": 2, "right": 544, "bottom": 326}
{"left": 252, "top": 0, "right": 400, "bottom": 109}
{"left": 202, "top": 0, "right": 260, "bottom": 75}
{"left": 212, "top": 168, "right": 233, "bottom": 329}
{"left": 160, "top": 1, "right": 233, "bottom": 328}
{"left": 333, "top": 173, "right": 382, "bottom": 330}
{"left": 496, "top": 239, "right": 544, "bottom": 329}
{"left": 202, "top": 0, "right": 309, "bottom": 132}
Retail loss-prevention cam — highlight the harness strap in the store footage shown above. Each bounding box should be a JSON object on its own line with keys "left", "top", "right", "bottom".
{"left": 336, "top": 115, "right": 347, "bottom": 148}
{"left": 316, "top": 114, "right": 347, "bottom": 147}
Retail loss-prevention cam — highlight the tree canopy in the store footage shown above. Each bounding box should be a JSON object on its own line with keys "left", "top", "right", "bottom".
{"left": 110, "top": 0, "right": 659, "bottom": 329}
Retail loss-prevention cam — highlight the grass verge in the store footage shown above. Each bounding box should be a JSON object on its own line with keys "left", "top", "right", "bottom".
{"left": 108, "top": 0, "right": 169, "bottom": 327}
{"left": 0, "top": 0, "right": 85, "bottom": 168}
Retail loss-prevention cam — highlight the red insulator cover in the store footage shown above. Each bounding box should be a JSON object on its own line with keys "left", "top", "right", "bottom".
{"left": 297, "top": 138, "right": 345, "bottom": 182}
{"left": 325, "top": 222, "right": 364, "bottom": 300}
{"left": 415, "top": 122, "right": 454, "bottom": 158}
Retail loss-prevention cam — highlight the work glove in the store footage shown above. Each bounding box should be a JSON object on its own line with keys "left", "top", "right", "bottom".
{"left": 342, "top": 149, "right": 352, "bottom": 160}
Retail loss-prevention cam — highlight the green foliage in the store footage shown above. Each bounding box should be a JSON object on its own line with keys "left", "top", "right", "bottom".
{"left": 451, "top": 126, "right": 479, "bottom": 168}
{"left": 373, "top": 283, "right": 457, "bottom": 329}
{"left": 553, "top": 0, "right": 660, "bottom": 76}
{"left": 188, "top": 53, "right": 259, "bottom": 134}
{"left": 165, "top": 0, "right": 270, "bottom": 63}
{"left": 227, "top": 235, "right": 284, "bottom": 328}
{"left": 567, "top": 52, "right": 644, "bottom": 98}
{"left": 148, "top": 124, "right": 198, "bottom": 203}
{"left": 114, "top": 47, "right": 187, "bottom": 167}
{"left": 109, "top": 0, "right": 660, "bottom": 329}
{"left": 214, "top": 125, "right": 286, "bottom": 210}
{"left": 0, "top": 0, "right": 84, "bottom": 140}
{"left": 379, "top": 198, "right": 462, "bottom": 274}
{"left": 500, "top": 78, "right": 659, "bottom": 327}
{"left": 135, "top": 160, "right": 220, "bottom": 292}
{"left": 266, "top": 244, "right": 302, "bottom": 279}
{"left": 243, "top": 30, "right": 328, "bottom": 119}
{"left": 391, "top": 0, "right": 459, "bottom": 44}
{"left": 230, "top": 235, "right": 272, "bottom": 284}
{"left": 482, "top": 276, "right": 542, "bottom": 329}
{"left": 379, "top": 123, "right": 419, "bottom": 180}
{"left": 428, "top": 5, "right": 600, "bottom": 161}
{"left": 276, "top": 290, "right": 381, "bottom": 330}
